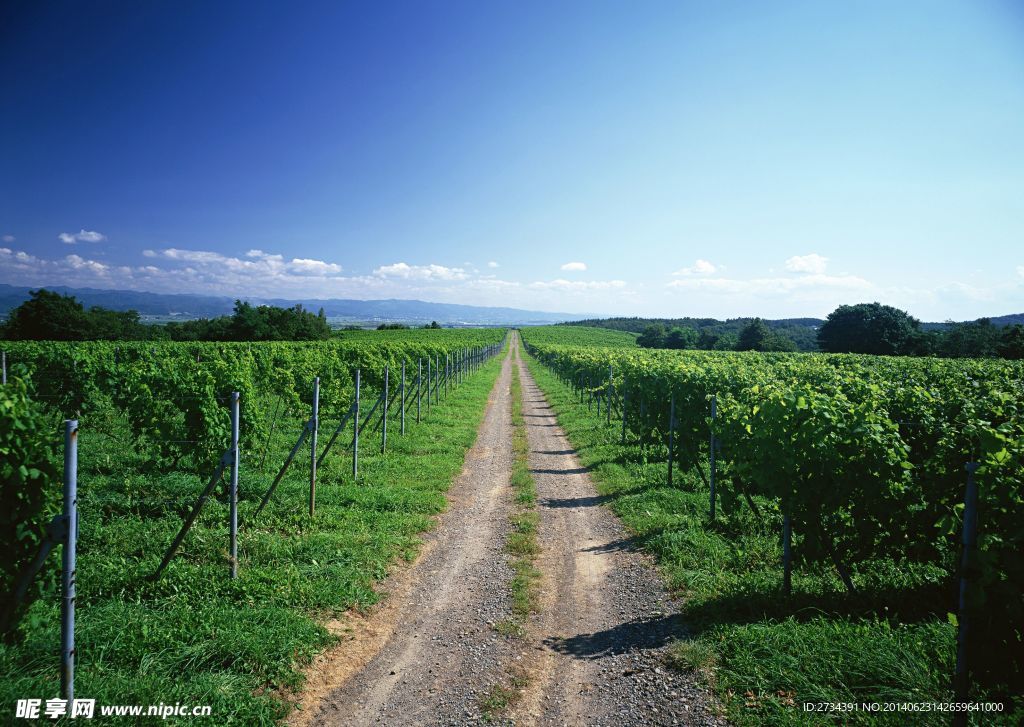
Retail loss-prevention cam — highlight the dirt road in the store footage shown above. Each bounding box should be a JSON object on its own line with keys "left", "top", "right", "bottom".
{"left": 510, "top": 343, "right": 723, "bottom": 726}
{"left": 302, "top": 334, "right": 721, "bottom": 725}
{"left": 309, "top": 343, "right": 519, "bottom": 726}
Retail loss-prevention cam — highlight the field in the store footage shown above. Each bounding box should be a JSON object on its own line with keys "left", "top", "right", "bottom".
{"left": 521, "top": 325, "right": 1023, "bottom": 724}
{"left": 0, "top": 330, "right": 505, "bottom": 723}
{"left": 2, "top": 324, "right": 1021, "bottom": 724}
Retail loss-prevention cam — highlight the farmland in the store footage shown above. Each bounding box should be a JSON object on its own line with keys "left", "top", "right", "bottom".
{"left": 521, "top": 325, "right": 1023, "bottom": 724}
{"left": 2, "top": 323, "right": 1021, "bottom": 725}
{"left": 0, "top": 329, "right": 505, "bottom": 723}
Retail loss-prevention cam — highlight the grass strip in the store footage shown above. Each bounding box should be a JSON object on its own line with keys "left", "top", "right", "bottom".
{"left": 482, "top": 353, "right": 539, "bottom": 721}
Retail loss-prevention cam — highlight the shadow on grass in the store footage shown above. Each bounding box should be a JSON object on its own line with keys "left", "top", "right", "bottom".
{"left": 533, "top": 449, "right": 576, "bottom": 455}
{"left": 681, "top": 576, "right": 954, "bottom": 635}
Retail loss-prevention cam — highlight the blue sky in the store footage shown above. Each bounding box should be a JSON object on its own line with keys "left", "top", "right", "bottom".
{"left": 1, "top": 0, "right": 1023, "bottom": 319}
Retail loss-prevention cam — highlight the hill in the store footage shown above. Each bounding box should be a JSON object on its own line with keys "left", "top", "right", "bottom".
{"left": 0, "top": 284, "right": 585, "bottom": 327}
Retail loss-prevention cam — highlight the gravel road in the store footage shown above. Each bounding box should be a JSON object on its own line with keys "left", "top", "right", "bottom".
{"left": 510, "top": 341, "right": 725, "bottom": 726}
{"left": 300, "top": 335, "right": 724, "bottom": 725}
{"left": 310, "top": 346, "right": 519, "bottom": 726}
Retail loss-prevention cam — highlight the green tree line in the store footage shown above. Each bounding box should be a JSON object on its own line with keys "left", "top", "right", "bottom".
{"left": 0, "top": 289, "right": 332, "bottom": 341}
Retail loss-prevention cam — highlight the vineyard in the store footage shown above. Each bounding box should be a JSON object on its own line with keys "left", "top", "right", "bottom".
{"left": 0, "top": 329, "right": 506, "bottom": 723}
{"left": 521, "top": 325, "right": 1023, "bottom": 724}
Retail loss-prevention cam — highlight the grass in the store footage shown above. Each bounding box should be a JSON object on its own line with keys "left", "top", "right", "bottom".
{"left": 0, "top": 351, "right": 505, "bottom": 724}
{"left": 504, "top": 358, "right": 540, "bottom": 626}
{"left": 481, "top": 351, "right": 540, "bottom": 719}
{"left": 524, "top": 353, "right": 1019, "bottom": 726}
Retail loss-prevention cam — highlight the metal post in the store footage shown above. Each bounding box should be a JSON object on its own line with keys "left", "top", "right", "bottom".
{"left": 229, "top": 392, "right": 240, "bottom": 578}
{"left": 782, "top": 514, "right": 792, "bottom": 595}
{"left": 382, "top": 364, "right": 389, "bottom": 454}
{"left": 621, "top": 387, "right": 628, "bottom": 444}
{"left": 607, "top": 364, "right": 613, "bottom": 426}
{"left": 353, "top": 370, "right": 360, "bottom": 478}
{"left": 2, "top": 350, "right": 6, "bottom": 385}
{"left": 401, "top": 361, "right": 406, "bottom": 435}
{"left": 61, "top": 419, "right": 78, "bottom": 704}
{"left": 953, "top": 462, "right": 981, "bottom": 719}
{"left": 667, "top": 394, "right": 675, "bottom": 488}
{"left": 709, "top": 395, "right": 717, "bottom": 520}
{"left": 310, "top": 377, "right": 319, "bottom": 517}
{"left": 426, "top": 357, "right": 432, "bottom": 416}
{"left": 417, "top": 359, "right": 422, "bottom": 423}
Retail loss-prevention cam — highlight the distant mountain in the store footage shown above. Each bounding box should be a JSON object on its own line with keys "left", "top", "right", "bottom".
{"left": 0, "top": 284, "right": 586, "bottom": 326}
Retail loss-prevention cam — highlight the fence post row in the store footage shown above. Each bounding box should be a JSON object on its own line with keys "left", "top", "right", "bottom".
{"left": 309, "top": 377, "right": 319, "bottom": 517}
{"left": 229, "top": 393, "right": 240, "bottom": 578}
{"left": 14, "top": 343, "right": 509, "bottom": 695}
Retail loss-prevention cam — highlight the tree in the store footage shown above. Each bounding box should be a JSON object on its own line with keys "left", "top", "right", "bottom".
{"left": 713, "top": 333, "right": 738, "bottom": 351}
{"left": 2, "top": 289, "right": 94, "bottom": 340}
{"left": 737, "top": 319, "right": 770, "bottom": 351}
{"left": 997, "top": 324, "right": 1024, "bottom": 359}
{"left": 424, "top": 321, "right": 442, "bottom": 329}
{"left": 636, "top": 323, "right": 666, "bottom": 348}
{"left": 696, "top": 329, "right": 720, "bottom": 350}
{"left": 939, "top": 318, "right": 1000, "bottom": 358}
{"left": 664, "top": 326, "right": 698, "bottom": 349}
{"left": 817, "top": 303, "right": 920, "bottom": 355}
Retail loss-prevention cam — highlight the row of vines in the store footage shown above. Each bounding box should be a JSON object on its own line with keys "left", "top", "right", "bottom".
{"left": 3, "top": 329, "right": 507, "bottom": 471}
{"left": 521, "top": 327, "right": 1023, "bottom": 696}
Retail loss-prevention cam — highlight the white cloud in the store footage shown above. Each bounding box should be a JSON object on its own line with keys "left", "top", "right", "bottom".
{"left": 667, "top": 273, "right": 870, "bottom": 296}
{"left": 59, "top": 229, "right": 106, "bottom": 244}
{"left": 373, "top": 262, "right": 468, "bottom": 281}
{"left": 560, "top": 261, "right": 587, "bottom": 272}
{"left": 487, "top": 261, "right": 499, "bottom": 268}
{"left": 65, "top": 254, "right": 110, "bottom": 274}
{"left": 784, "top": 253, "right": 828, "bottom": 274}
{"left": 2, "top": 235, "right": 14, "bottom": 243}
{"left": 672, "top": 259, "right": 717, "bottom": 276}
{"left": 288, "top": 258, "right": 342, "bottom": 275}
{"left": 1017, "top": 265, "right": 1024, "bottom": 279}
{"left": 530, "top": 278, "right": 626, "bottom": 292}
